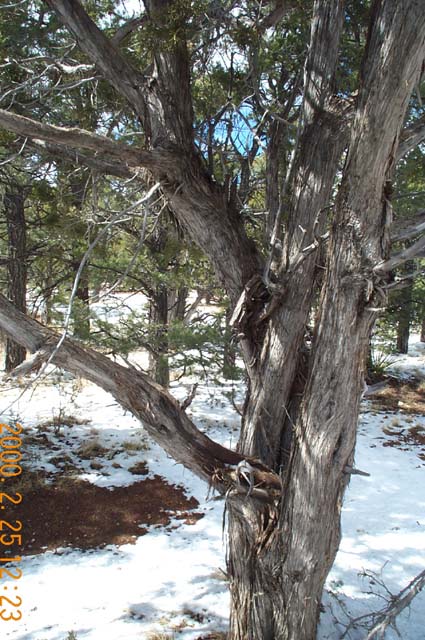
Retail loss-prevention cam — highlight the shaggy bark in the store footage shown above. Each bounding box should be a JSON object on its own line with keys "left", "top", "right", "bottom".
{"left": 0, "top": 1, "right": 424, "bottom": 639}
{"left": 238, "top": 0, "right": 348, "bottom": 468}
{"left": 227, "top": 1, "right": 425, "bottom": 638}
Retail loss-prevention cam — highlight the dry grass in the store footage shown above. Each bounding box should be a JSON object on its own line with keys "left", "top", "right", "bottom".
{"left": 76, "top": 440, "right": 109, "bottom": 459}
{"left": 128, "top": 461, "right": 149, "bottom": 475}
{"left": 210, "top": 567, "right": 229, "bottom": 582}
{"left": 368, "top": 379, "right": 425, "bottom": 414}
{"left": 37, "top": 414, "right": 90, "bottom": 434}
{"left": 11, "top": 469, "right": 48, "bottom": 494}
{"left": 121, "top": 439, "right": 150, "bottom": 452}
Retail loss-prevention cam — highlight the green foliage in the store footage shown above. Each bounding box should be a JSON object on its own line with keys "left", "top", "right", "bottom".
{"left": 367, "top": 347, "right": 397, "bottom": 383}
{"left": 1, "top": 0, "right": 424, "bottom": 387}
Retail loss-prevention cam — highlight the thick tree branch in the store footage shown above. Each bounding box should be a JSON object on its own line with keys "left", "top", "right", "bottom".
{"left": 391, "top": 209, "right": 425, "bottom": 242}
{"left": 44, "top": 0, "right": 151, "bottom": 134}
{"left": 111, "top": 16, "right": 147, "bottom": 46}
{"left": 40, "top": 1, "right": 263, "bottom": 305}
{"left": 0, "top": 294, "right": 282, "bottom": 497}
{"left": 29, "top": 140, "right": 134, "bottom": 179}
{"left": 260, "top": 0, "right": 297, "bottom": 30}
{"left": 0, "top": 108, "right": 163, "bottom": 172}
{"left": 374, "top": 234, "right": 425, "bottom": 273}
{"left": 0, "top": 292, "right": 239, "bottom": 482}
{"left": 0, "top": 108, "right": 262, "bottom": 307}
{"left": 397, "top": 112, "right": 425, "bottom": 160}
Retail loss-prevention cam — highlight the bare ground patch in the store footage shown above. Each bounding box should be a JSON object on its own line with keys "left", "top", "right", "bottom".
{"left": 367, "top": 378, "right": 425, "bottom": 414}
{"left": 9, "top": 473, "right": 203, "bottom": 556}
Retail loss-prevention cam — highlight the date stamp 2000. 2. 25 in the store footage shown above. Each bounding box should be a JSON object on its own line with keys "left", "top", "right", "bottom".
{"left": 0, "top": 421, "right": 23, "bottom": 623}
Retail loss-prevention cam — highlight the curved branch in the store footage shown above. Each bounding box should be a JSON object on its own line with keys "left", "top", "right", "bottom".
{"left": 0, "top": 292, "right": 241, "bottom": 483}
{"left": 375, "top": 234, "right": 425, "bottom": 273}
{"left": 0, "top": 108, "right": 163, "bottom": 171}
{"left": 397, "top": 112, "right": 425, "bottom": 160}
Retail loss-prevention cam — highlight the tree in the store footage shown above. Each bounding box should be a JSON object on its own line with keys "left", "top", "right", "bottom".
{"left": 1, "top": 179, "right": 27, "bottom": 370}
{"left": 0, "top": 1, "right": 425, "bottom": 638}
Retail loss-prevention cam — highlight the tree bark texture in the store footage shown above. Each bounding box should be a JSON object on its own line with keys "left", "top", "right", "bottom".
{"left": 3, "top": 187, "right": 27, "bottom": 372}
{"left": 227, "top": 1, "right": 425, "bottom": 638}
{"left": 0, "top": 1, "right": 424, "bottom": 639}
{"left": 148, "top": 286, "right": 170, "bottom": 387}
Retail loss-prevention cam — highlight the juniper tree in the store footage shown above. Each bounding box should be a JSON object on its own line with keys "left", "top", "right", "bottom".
{"left": 0, "top": 1, "right": 425, "bottom": 638}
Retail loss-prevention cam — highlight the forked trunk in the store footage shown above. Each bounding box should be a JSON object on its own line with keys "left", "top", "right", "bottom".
{"left": 227, "top": 338, "right": 365, "bottom": 640}
{"left": 0, "top": 2, "right": 424, "bottom": 640}
{"left": 226, "top": 1, "right": 425, "bottom": 636}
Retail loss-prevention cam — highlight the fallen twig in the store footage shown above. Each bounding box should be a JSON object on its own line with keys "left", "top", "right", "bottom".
{"left": 364, "top": 569, "right": 425, "bottom": 639}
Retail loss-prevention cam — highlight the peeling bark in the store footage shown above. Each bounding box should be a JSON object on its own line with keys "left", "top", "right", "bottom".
{"left": 0, "top": 1, "right": 424, "bottom": 638}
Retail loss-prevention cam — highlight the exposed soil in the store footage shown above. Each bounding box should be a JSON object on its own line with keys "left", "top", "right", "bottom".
{"left": 7, "top": 473, "right": 203, "bottom": 556}
{"left": 367, "top": 378, "right": 425, "bottom": 414}
{"left": 379, "top": 424, "right": 425, "bottom": 462}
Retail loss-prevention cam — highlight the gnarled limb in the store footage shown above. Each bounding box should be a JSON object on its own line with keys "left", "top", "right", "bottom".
{"left": 0, "top": 293, "right": 283, "bottom": 497}
{"left": 0, "top": 291, "right": 236, "bottom": 481}
{"left": 0, "top": 108, "right": 155, "bottom": 170}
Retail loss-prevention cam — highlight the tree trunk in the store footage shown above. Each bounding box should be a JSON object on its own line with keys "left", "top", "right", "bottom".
{"left": 169, "top": 286, "right": 188, "bottom": 322}
{"left": 226, "top": 1, "right": 425, "bottom": 637}
{"left": 0, "top": 2, "right": 424, "bottom": 640}
{"left": 71, "top": 258, "right": 91, "bottom": 339}
{"left": 69, "top": 178, "right": 91, "bottom": 339}
{"left": 421, "top": 316, "right": 425, "bottom": 342}
{"left": 4, "top": 186, "right": 27, "bottom": 372}
{"left": 148, "top": 286, "right": 170, "bottom": 387}
{"left": 396, "top": 261, "right": 414, "bottom": 354}
{"left": 223, "top": 306, "right": 238, "bottom": 380}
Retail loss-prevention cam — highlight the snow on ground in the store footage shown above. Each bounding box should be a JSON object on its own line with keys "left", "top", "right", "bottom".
{"left": 0, "top": 337, "right": 424, "bottom": 640}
